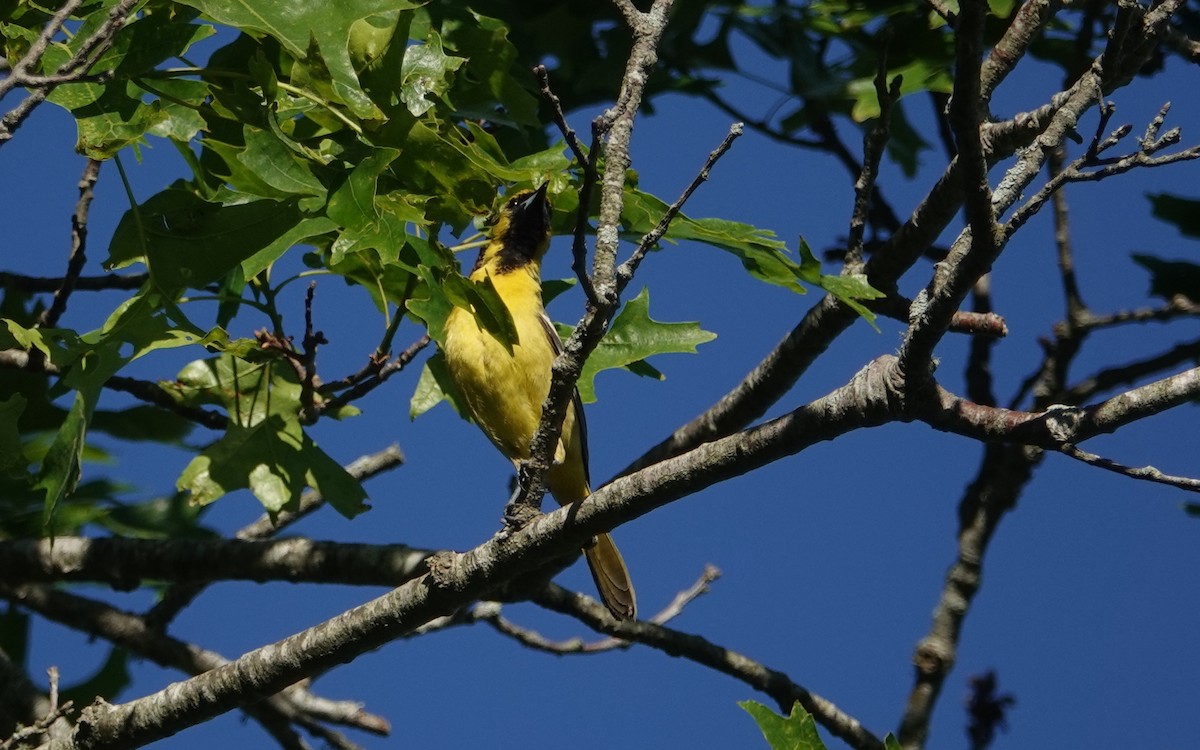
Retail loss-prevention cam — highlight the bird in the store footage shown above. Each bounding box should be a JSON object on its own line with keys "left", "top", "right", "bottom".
{"left": 441, "top": 183, "right": 637, "bottom": 620}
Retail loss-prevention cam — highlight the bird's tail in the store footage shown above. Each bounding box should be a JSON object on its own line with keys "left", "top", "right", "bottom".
{"left": 584, "top": 533, "right": 637, "bottom": 620}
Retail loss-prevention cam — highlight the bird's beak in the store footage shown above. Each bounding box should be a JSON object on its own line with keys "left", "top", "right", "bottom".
{"left": 521, "top": 182, "right": 549, "bottom": 213}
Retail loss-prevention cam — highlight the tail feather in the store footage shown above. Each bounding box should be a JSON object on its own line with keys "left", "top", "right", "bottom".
{"left": 584, "top": 533, "right": 636, "bottom": 620}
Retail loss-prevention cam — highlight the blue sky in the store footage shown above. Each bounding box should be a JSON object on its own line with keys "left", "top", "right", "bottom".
{"left": 6, "top": 18, "right": 1200, "bottom": 750}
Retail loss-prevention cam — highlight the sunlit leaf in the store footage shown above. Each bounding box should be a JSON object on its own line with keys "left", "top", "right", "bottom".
{"left": 399, "top": 30, "right": 465, "bottom": 116}
{"left": 563, "top": 287, "right": 716, "bottom": 403}
{"left": 740, "top": 701, "right": 827, "bottom": 750}
{"left": 176, "top": 0, "right": 424, "bottom": 119}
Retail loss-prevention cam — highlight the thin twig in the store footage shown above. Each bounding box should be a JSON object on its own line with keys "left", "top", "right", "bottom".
{"left": 615, "top": 122, "right": 744, "bottom": 293}
{"left": 533, "top": 63, "right": 602, "bottom": 307}
{"left": 299, "top": 282, "right": 328, "bottom": 423}
{"left": 0, "top": 271, "right": 147, "bottom": 292}
{"left": 532, "top": 64, "right": 589, "bottom": 173}
{"left": 0, "top": 0, "right": 85, "bottom": 100}
{"left": 318, "top": 334, "right": 430, "bottom": 414}
{"left": 481, "top": 565, "right": 721, "bottom": 654}
{"left": 1059, "top": 444, "right": 1200, "bottom": 492}
{"left": 846, "top": 35, "right": 900, "bottom": 267}
{"left": 37, "top": 159, "right": 102, "bottom": 328}
{"left": 507, "top": 0, "right": 676, "bottom": 520}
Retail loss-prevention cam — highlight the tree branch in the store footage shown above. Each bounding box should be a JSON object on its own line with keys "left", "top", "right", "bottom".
{"left": 509, "top": 0, "right": 675, "bottom": 520}
{"left": 532, "top": 584, "right": 884, "bottom": 750}
{"left": 36, "top": 159, "right": 101, "bottom": 329}
{"left": 479, "top": 565, "right": 720, "bottom": 655}
{"left": 0, "top": 537, "right": 431, "bottom": 587}
{"left": 0, "top": 0, "right": 141, "bottom": 145}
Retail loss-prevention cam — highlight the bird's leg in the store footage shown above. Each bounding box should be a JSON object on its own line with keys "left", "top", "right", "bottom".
{"left": 502, "top": 462, "right": 542, "bottom": 531}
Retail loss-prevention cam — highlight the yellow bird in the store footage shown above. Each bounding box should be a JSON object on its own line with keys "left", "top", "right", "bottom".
{"left": 442, "top": 183, "right": 636, "bottom": 620}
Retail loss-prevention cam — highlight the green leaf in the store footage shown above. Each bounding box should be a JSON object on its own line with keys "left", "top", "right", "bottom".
{"left": 414, "top": 266, "right": 519, "bottom": 351}
{"left": 425, "top": 9, "right": 540, "bottom": 127}
{"left": 98, "top": 492, "right": 213, "bottom": 540}
{"left": 409, "top": 351, "right": 464, "bottom": 419}
{"left": 179, "top": 414, "right": 368, "bottom": 517}
{"left": 621, "top": 189, "right": 808, "bottom": 293}
{"left": 106, "top": 189, "right": 308, "bottom": 296}
{"left": 883, "top": 734, "right": 904, "bottom": 750}
{"left": 542, "top": 277, "right": 577, "bottom": 305}
{"left": 169, "top": 356, "right": 367, "bottom": 516}
{"left": 568, "top": 287, "right": 716, "bottom": 403}
{"left": 1148, "top": 193, "right": 1200, "bottom": 238}
{"left": 740, "top": 701, "right": 827, "bottom": 750}
{"left": 237, "top": 126, "right": 328, "bottom": 199}
{"left": 44, "top": 13, "right": 214, "bottom": 157}
{"left": 796, "top": 238, "right": 883, "bottom": 327}
{"left": 176, "top": 0, "right": 424, "bottom": 119}
{"left": 241, "top": 216, "right": 340, "bottom": 280}
{"left": 399, "top": 29, "right": 466, "bottom": 116}
{"left": 1131, "top": 254, "right": 1200, "bottom": 302}
{"left": 34, "top": 389, "right": 95, "bottom": 534}
{"left": 848, "top": 60, "right": 953, "bottom": 122}
{"left": 90, "top": 405, "right": 194, "bottom": 445}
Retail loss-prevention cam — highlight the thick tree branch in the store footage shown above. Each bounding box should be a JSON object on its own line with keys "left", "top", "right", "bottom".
{"left": 145, "top": 445, "right": 405, "bottom": 628}
{"left": 0, "top": 537, "right": 430, "bottom": 587}
{"left": 0, "top": 583, "right": 385, "bottom": 747}
{"left": 898, "top": 0, "right": 1001, "bottom": 382}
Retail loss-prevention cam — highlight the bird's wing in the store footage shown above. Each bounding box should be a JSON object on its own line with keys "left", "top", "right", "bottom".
{"left": 537, "top": 311, "right": 590, "bottom": 487}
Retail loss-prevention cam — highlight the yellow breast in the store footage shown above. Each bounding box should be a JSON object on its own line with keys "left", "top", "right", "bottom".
{"left": 443, "top": 266, "right": 557, "bottom": 463}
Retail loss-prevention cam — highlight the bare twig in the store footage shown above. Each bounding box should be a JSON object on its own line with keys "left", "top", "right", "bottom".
{"left": 480, "top": 565, "right": 721, "bottom": 654}
{"left": 846, "top": 37, "right": 901, "bottom": 267}
{"left": 615, "top": 122, "right": 744, "bottom": 292}
{"left": 509, "top": 0, "right": 676, "bottom": 520}
{"left": 318, "top": 334, "right": 430, "bottom": 414}
{"left": 964, "top": 276, "right": 997, "bottom": 406}
{"left": 898, "top": 0, "right": 1000, "bottom": 382}
{"left": 1059, "top": 444, "right": 1200, "bottom": 492}
{"left": 0, "top": 0, "right": 85, "bottom": 101}
{"left": 299, "top": 282, "right": 328, "bottom": 423}
{"left": 533, "top": 63, "right": 601, "bottom": 305}
{"left": 37, "top": 159, "right": 102, "bottom": 328}
{"left": 532, "top": 64, "right": 589, "bottom": 176}
{"left": 0, "top": 349, "right": 230, "bottom": 430}
{"left": 0, "top": 271, "right": 147, "bottom": 292}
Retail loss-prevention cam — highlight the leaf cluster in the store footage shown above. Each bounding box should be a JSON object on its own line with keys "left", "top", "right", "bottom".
{"left": 1, "top": 1, "right": 879, "bottom": 535}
